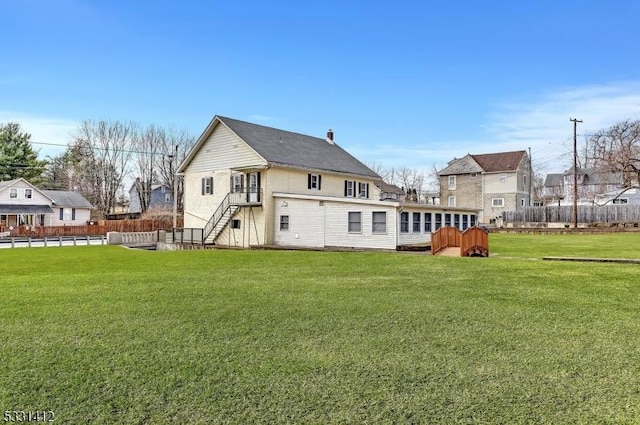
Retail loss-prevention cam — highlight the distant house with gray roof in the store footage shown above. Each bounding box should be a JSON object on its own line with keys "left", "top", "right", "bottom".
{"left": 177, "top": 116, "right": 478, "bottom": 249}
{"left": 543, "top": 167, "right": 622, "bottom": 205}
{"left": 0, "top": 178, "right": 92, "bottom": 232}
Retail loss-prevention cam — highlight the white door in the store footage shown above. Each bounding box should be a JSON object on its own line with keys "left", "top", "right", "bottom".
{"left": 248, "top": 172, "right": 259, "bottom": 203}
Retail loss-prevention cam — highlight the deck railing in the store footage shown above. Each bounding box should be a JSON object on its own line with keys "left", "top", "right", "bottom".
{"left": 431, "top": 226, "right": 489, "bottom": 257}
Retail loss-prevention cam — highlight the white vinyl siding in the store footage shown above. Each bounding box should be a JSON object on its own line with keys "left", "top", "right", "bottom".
{"left": 184, "top": 124, "right": 266, "bottom": 173}
{"left": 273, "top": 196, "right": 396, "bottom": 250}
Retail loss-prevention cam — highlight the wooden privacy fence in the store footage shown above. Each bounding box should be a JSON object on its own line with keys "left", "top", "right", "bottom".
{"left": 431, "top": 226, "right": 489, "bottom": 257}
{"left": 0, "top": 218, "right": 180, "bottom": 237}
{"left": 503, "top": 205, "right": 640, "bottom": 224}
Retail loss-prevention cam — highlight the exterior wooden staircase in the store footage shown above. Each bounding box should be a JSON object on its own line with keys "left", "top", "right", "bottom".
{"left": 431, "top": 226, "right": 489, "bottom": 257}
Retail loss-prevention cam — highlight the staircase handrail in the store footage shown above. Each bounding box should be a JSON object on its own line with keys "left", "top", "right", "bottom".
{"left": 203, "top": 193, "right": 231, "bottom": 240}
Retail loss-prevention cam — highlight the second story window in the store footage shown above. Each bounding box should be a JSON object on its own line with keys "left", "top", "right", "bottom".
{"left": 345, "top": 180, "right": 355, "bottom": 197}
{"left": 358, "top": 182, "right": 369, "bottom": 199}
{"left": 448, "top": 176, "right": 456, "bottom": 190}
{"left": 25, "top": 189, "right": 32, "bottom": 199}
{"left": 10, "top": 188, "right": 17, "bottom": 199}
{"left": 308, "top": 174, "right": 322, "bottom": 190}
{"left": 201, "top": 177, "right": 213, "bottom": 195}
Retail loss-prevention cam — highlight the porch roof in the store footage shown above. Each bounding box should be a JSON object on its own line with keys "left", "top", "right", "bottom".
{"left": 0, "top": 205, "right": 54, "bottom": 214}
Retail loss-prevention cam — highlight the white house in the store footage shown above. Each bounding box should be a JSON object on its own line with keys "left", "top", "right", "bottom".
{"left": 0, "top": 178, "right": 92, "bottom": 229}
{"left": 178, "top": 116, "right": 478, "bottom": 250}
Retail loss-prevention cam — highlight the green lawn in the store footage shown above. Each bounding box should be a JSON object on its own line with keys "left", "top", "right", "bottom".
{"left": 2, "top": 234, "right": 640, "bottom": 424}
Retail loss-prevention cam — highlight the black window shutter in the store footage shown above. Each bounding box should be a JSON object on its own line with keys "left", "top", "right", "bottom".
{"left": 59, "top": 208, "right": 64, "bottom": 220}
{"left": 209, "top": 177, "right": 213, "bottom": 194}
{"left": 308, "top": 174, "right": 312, "bottom": 189}
{"left": 201, "top": 178, "right": 205, "bottom": 195}
{"left": 318, "top": 175, "right": 322, "bottom": 190}
{"left": 230, "top": 176, "right": 234, "bottom": 192}
{"left": 353, "top": 181, "right": 357, "bottom": 197}
{"left": 257, "top": 172, "right": 261, "bottom": 189}
{"left": 366, "top": 183, "right": 370, "bottom": 198}
{"left": 344, "top": 180, "right": 348, "bottom": 196}
{"left": 72, "top": 208, "right": 76, "bottom": 220}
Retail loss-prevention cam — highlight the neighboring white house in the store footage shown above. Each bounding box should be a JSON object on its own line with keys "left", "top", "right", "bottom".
{"left": 177, "top": 116, "right": 478, "bottom": 250}
{"left": 0, "top": 178, "right": 92, "bottom": 229}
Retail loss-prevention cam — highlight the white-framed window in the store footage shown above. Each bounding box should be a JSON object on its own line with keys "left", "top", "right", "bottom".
{"left": 372, "top": 211, "right": 386, "bottom": 234}
{"left": 612, "top": 198, "right": 629, "bottom": 204}
{"left": 61, "top": 208, "right": 76, "bottom": 221}
{"left": 358, "top": 182, "right": 369, "bottom": 199}
{"left": 470, "top": 172, "right": 478, "bottom": 178}
{"left": 165, "top": 193, "right": 171, "bottom": 202}
{"left": 201, "top": 177, "right": 213, "bottom": 195}
{"left": 448, "top": 196, "right": 456, "bottom": 207}
{"left": 499, "top": 174, "right": 507, "bottom": 183}
{"left": 348, "top": 211, "right": 362, "bottom": 233}
{"left": 412, "top": 212, "right": 421, "bottom": 232}
{"left": 279, "top": 215, "right": 289, "bottom": 231}
{"left": 10, "top": 188, "right": 17, "bottom": 198}
{"left": 523, "top": 174, "right": 528, "bottom": 188}
{"left": 492, "top": 198, "right": 505, "bottom": 207}
{"left": 161, "top": 186, "right": 166, "bottom": 193}
{"left": 25, "top": 188, "right": 32, "bottom": 199}
{"left": 520, "top": 198, "right": 526, "bottom": 207}
{"left": 424, "top": 213, "right": 432, "bottom": 232}
{"left": 448, "top": 175, "right": 456, "bottom": 190}
{"left": 308, "top": 174, "right": 321, "bottom": 190}
{"left": 400, "top": 212, "right": 409, "bottom": 233}
{"left": 231, "top": 174, "right": 243, "bottom": 193}
{"left": 345, "top": 180, "right": 355, "bottom": 197}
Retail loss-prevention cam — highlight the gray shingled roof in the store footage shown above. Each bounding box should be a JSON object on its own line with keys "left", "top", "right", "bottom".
{"left": 218, "top": 116, "right": 379, "bottom": 178}
{"left": 42, "top": 190, "right": 92, "bottom": 208}
{"left": 544, "top": 173, "right": 563, "bottom": 187}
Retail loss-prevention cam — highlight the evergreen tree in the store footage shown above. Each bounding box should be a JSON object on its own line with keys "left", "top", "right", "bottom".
{"left": 0, "top": 122, "right": 48, "bottom": 182}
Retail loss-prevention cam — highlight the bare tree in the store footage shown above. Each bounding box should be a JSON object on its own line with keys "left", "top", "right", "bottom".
{"left": 366, "top": 161, "right": 392, "bottom": 181}
{"left": 70, "top": 120, "right": 136, "bottom": 218}
{"left": 395, "top": 166, "right": 426, "bottom": 202}
{"left": 154, "top": 127, "right": 194, "bottom": 213}
{"left": 589, "top": 119, "right": 640, "bottom": 187}
{"left": 132, "top": 124, "right": 164, "bottom": 213}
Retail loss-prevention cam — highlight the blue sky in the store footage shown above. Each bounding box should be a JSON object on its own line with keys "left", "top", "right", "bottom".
{"left": 2, "top": 0, "right": 640, "bottom": 175}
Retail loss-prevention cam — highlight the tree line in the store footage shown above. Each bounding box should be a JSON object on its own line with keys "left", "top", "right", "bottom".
{"left": 1, "top": 121, "right": 195, "bottom": 219}
{"left": 3, "top": 117, "right": 639, "bottom": 216}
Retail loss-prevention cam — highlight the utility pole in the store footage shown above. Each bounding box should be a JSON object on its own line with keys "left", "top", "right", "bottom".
{"left": 570, "top": 118, "right": 583, "bottom": 228}
{"left": 528, "top": 146, "right": 532, "bottom": 206}
{"left": 172, "top": 144, "right": 179, "bottom": 229}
